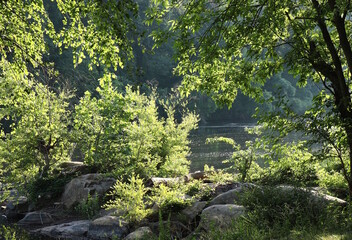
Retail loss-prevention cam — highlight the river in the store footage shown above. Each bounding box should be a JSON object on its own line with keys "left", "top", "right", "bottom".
{"left": 189, "top": 123, "right": 256, "bottom": 171}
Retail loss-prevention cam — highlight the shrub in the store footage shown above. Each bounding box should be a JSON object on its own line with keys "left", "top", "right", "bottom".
{"left": 239, "top": 186, "right": 328, "bottom": 229}
{"left": 74, "top": 74, "right": 198, "bottom": 179}
{"left": 259, "top": 142, "right": 318, "bottom": 186}
{"left": 151, "top": 183, "right": 192, "bottom": 214}
{"left": 104, "top": 175, "right": 152, "bottom": 223}
{"left": 27, "top": 174, "right": 73, "bottom": 205}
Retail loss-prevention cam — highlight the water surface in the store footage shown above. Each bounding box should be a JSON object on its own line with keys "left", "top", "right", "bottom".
{"left": 189, "top": 123, "right": 256, "bottom": 171}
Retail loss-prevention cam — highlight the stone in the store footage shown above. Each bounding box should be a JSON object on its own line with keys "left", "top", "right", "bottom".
{"left": 185, "top": 171, "right": 207, "bottom": 182}
{"left": 277, "top": 185, "right": 347, "bottom": 206}
{"left": 62, "top": 174, "right": 115, "bottom": 209}
{"left": 180, "top": 201, "right": 207, "bottom": 222}
{"left": 209, "top": 183, "right": 257, "bottom": 206}
{"left": 59, "top": 161, "right": 91, "bottom": 175}
{"left": 1, "top": 189, "right": 30, "bottom": 220}
{"left": 33, "top": 220, "right": 90, "bottom": 240}
{"left": 88, "top": 215, "right": 128, "bottom": 240}
{"left": 124, "top": 226, "right": 154, "bottom": 240}
{"left": 18, "top": 211, "right": 54, "bottom": 225}
{"left": 199, "top": 204, "right": 245, "bottom": 230}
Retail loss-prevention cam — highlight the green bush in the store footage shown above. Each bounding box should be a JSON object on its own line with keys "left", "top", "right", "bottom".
{"left": 27, "top": 175, "right": 73, "bottom": 205}
{"left": 73, "top": 74, "right": 198, "bottom": 179}
{"left": 0, "top": 67, "right": 72, "bottom": 189}
{"left": 239, "top": 187, "right": 327, "bottom": 228}
{"left": 151, "top": 183, "right": 192, "bottom": 214}
{"left": 204, "top": 186, "right": 352, "bottom": 239}
{"left": 104, "top": 175, "right": 152, "bottom": 223}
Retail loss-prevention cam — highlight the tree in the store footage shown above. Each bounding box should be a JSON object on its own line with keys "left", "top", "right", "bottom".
{"left": 148, "top": 0, "right": 352, "bottom": 195}
{"left": 0, "top": 0, "right": 140, "bottom": 188}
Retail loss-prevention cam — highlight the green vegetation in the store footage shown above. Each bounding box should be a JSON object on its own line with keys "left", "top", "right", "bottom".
{"left": 74, "top": 193, "right": 101, "bottom": 220}
{"left": 204, "top": 187, "right": 352, "bottom": 240}
{"left": 2, "top": 0, "right": 352, "bottom": 239}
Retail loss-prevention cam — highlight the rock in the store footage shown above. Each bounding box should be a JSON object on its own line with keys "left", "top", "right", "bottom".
{"left": 88, "top": 215, "right": 128, "bottom": 240}
{"left": 124, "top": 226, "right": 154, "bottom": 240}
{"left": 199, "top": 204, "right": 245, "bottom": 230}
{"left": 180, "top": 201, "right": 207, "bottom": 222}
{"left": 59, "top": 161, "right": 91, "bottom": 175}
{"left": 1, "top": 189, "right": 30, "bottom": 220}
{"left": 33, "top": 220, "right": 90, "bottom": 239}
{"left": 6, "top": 195, "right": 29, "bottom": 213}
{"left": 277, "top": 185, "right": 347, "bottom": 206}
{"left": 209, "top": 183, "right": 256, "bottom": 206}
{"left": 18, "top": 211, "right": 54, "bottom": 225}
{"left": 185, "top": 171, "right": 207, "bottom": 182}
{"left": 62, "top": 174, "right": 115, "bottom": 209}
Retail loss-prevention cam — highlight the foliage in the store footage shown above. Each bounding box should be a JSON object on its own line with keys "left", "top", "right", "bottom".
{"left": 148, "top": 0, "right": 352, "bottom": 195}
{"left": 205, "top": 186, "right": 352, "bottom": 240}
{"left": 184, "top": 179, "right": 214, "bottom": 201}
{"left": 104, "top": 175, "right": 152, "bottom": 223}
{"left": 74, "top": 193, "right": 101, "bottom": 219}
{"left": 206, "top": 137, "right": 263, "bottom": 182}
{"left": 255, "top": 90, "right": 350, "bottom": 190}
{"left": 203, "top": 165, "right": 234, "bottom": 184}
{"left": 0, "top": 62, "right": 72, "bottom": 190}
{"left": 27, "top": 174, "right": 73, "bottom": 205}
{"left": 74, "top": 74, "right": 198, "bottom": 178}
{"left": 158, "top": 211, "right": 172, "bottom": 240}
{"left": 151, "top": 183, "right": 192, "bottom": 214}
{"left": 258, "top": 142, "right": 318, "bottom": 187}
{"left": 0, "top": 225, "right": 31, "bottom": 240}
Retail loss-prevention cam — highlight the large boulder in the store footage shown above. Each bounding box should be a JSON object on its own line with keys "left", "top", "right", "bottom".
{"left": 199, "top": 204, "right": 245, "bottom": 230}
{"left": 18, "top": 211, "right": 54, "bottom": 225}
{"left": 62, "top": 174, "right": 115, "bottom": 209}
{"left": 33, "top": 220, "right": 90, "bottom": 240}
{"left": 87, "top": 215, "right": 129, "bottom": 240}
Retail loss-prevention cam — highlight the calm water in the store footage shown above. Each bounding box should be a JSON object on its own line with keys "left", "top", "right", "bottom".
{"left": 189, "top": 123, "right": 256, "bottom": 171}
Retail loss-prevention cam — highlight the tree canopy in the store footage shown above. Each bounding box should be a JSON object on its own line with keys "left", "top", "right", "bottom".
{"left": 148, "top": 0, "right": 352, "bottom": 194}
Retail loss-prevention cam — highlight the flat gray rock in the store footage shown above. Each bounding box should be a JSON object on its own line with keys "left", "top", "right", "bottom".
{"left": 33, "top": 220, "right": 90, "bottom": 240}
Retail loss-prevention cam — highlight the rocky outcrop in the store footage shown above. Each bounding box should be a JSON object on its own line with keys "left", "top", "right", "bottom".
{"left": 61, "top": 174, "right": 115, "bottom": 209}
{"left": 18, "top": 211, "right": 54, "bottom": 225}
{"left": 87, "top": 215, "right": 129, "bottom": 240}
{"left": 33, "top": 220, "right": 90, "bottom": 240}
{"left": 199, "top": 204, "right": 245, "bottom": 230}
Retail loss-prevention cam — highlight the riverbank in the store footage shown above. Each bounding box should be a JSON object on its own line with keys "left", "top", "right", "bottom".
{"left": 1, "top": 164, "right": 351, "bottom": 240}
